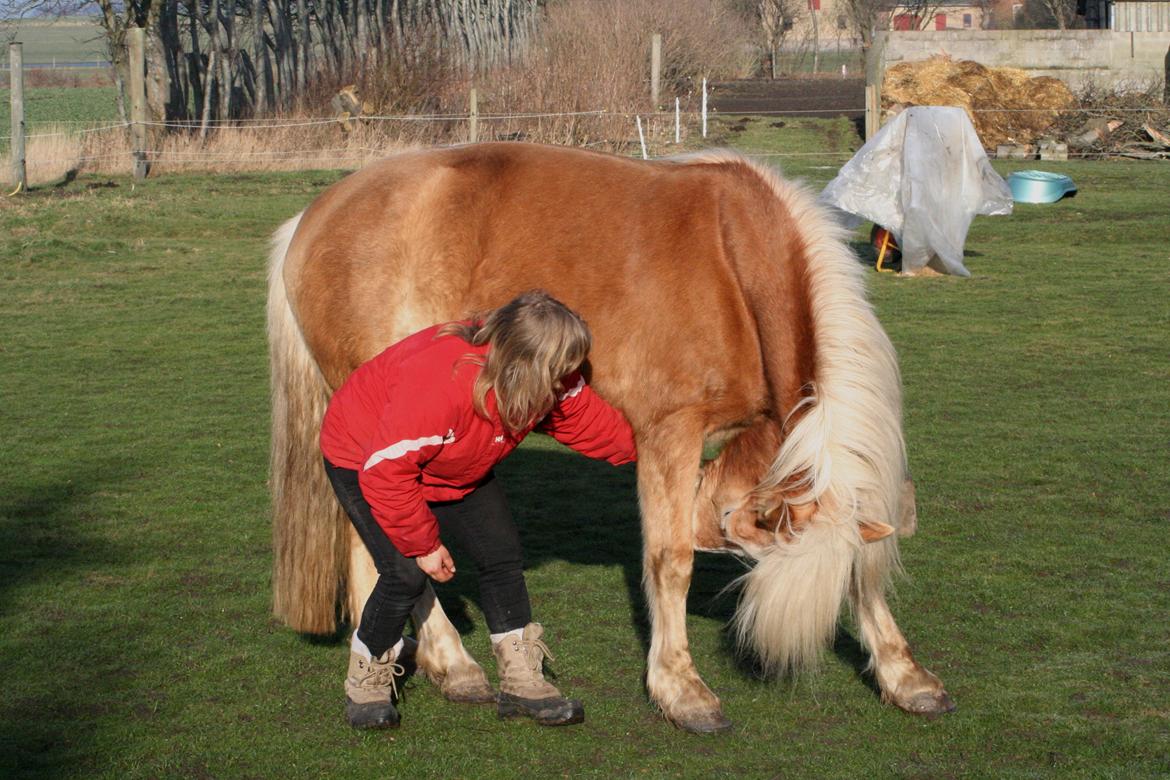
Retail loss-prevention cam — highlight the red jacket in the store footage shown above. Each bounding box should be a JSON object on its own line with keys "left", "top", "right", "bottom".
{"left": 320, "top": 323, "right": 637, "bottom": 557}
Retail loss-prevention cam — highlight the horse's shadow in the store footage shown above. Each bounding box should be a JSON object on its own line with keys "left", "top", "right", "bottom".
{"left": 0, "top": 464, "right": 140, "bottom": 771}
{"left": 428, "top": 442, "right": 877, "bottom": 694}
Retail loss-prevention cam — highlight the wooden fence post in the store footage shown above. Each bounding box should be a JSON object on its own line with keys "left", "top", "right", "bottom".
{"left": 650, "top": 33, "right": 661, "bottom": 110}
{"left": 1163, "top": 44, "right": 1169, "bottom": 106}
{"left": 9, "top": 42, "right": 27, "bottom": 193}
{"left": 128, "top": 27, "right": 149, "bottom": 179}
{"left": 864, "top": 33, "right": 887, "bottom": 141}
{"left": 865, "top": 84, "right": 877, "bottom": 141}
{"left": 469, "top": 87, "right": 478, "bottom": 143}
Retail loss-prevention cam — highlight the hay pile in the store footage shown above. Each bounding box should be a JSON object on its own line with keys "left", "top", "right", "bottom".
{"left": 883, "top": 55, "right": 1076, "bottom": 147}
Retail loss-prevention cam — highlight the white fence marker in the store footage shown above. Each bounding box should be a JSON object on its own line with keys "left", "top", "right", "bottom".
{"left": 674, "top": 98, "right": 680, "bottom": 143}
{"left": 469, "top": 87, "right": 479, "bottom": 143}
{"left": 636, "top": 116, "right": 648, "bottom": 160}
{"left": 701, "top": 78, "right": 708, "bottom": 139}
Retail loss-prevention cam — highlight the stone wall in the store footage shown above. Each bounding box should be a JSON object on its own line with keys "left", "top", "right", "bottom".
{"left": 870, "top": 30, "right": 1170, "bottom": 91}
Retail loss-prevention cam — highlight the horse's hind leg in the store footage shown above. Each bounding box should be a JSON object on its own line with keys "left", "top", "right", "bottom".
{"left": 347, "top": 530, "right": 494, "bottom": 703}
{"left": 638, "top": 413, "right": 732, "bottom": 733}
{"left": 852, "top": 546, "right": 954, "bottom": 716}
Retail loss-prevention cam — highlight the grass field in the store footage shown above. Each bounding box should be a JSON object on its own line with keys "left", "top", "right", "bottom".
{"left": 1, "top": 145, "right": 1169, "bottom": 777}
{"left": 1, "top": 17, "right": 108, "bottom": 65}
{"left": 0, "top": 86, "right": 118, "bottom": 130}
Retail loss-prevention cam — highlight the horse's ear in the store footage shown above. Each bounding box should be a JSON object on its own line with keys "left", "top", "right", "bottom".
{"left": 859, "top": 520, "right": 895, "bottom": 543}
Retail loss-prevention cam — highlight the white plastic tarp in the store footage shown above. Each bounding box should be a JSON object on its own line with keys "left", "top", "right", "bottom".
{"left": 819, "top": 106, "right": 1013, "bottom": 277}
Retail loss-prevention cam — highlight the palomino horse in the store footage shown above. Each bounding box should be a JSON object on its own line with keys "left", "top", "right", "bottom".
{"left": 268, "top": 143, "right": 953, "bottom": 733}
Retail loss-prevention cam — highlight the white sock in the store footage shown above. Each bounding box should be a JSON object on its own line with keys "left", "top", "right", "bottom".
{"left": 352, "top": 633, "right": 403, "bottom": 660}
{"left": 490, "top": 627, "right": 524, "bottom": 646}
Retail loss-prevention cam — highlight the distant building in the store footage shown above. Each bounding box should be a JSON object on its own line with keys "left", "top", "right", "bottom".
{"left": 778, "top": 0, "right": 1169, "bottom": 51}
{"left": 1104, "top": 0, "right": 1170, "bottom": 30}
{"left": 783, "top": 0, "right": 1022, "bottom": 43}
{"left": 886, "top": 1, "right": 997, "bottom": 30}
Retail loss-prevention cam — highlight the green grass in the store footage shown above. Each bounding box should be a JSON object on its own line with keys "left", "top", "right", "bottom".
{"left": 1, "top": 148, "right": 1169, "bottom": 778}
{"left": 0, "top": 85, "right": 118, "bottom": 126}
{"left": 0, "top": 84, "right": 120, "bottom": 156}
{"left": 704, "top": 114, "right": 862, "bottom": 185}
{"left": 773, "top": 48, "right": 863, "bottom": 78}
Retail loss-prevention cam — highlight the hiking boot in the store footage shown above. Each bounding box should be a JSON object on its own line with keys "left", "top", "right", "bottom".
{"left": 344, "top": 636, "right": 416, "bottom": 729}
{"left": 493, "top": 623, "right": 584, "bottom": 726}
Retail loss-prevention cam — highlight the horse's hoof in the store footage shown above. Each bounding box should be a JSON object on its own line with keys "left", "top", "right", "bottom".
{"left": 670, "top": 709, "right": 734, "bottom": 734}
{"left": 900, "top": 689, "right": 956, "bottom": 718}
{"left": 441, "top": 667, "right": 497, "bottom": 704}
{"left": 497, "top": 693, "right": 585, "bottom": 726}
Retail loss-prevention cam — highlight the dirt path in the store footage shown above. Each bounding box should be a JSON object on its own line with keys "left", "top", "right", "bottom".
{"left": 708, "top": 78, "right": 865, "bottom": 119}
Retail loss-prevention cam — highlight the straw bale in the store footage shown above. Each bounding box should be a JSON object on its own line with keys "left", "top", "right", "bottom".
{"left": 881, "top": 55, "right": 1075, "bottom": 147}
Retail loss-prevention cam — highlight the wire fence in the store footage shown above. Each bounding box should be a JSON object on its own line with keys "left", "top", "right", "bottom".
{"left": 3, "top": 101, "right": 1168, "bottom": 187}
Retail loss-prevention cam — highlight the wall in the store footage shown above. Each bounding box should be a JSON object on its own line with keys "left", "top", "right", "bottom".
{"left": 870, "top": 30, "right": 1170, "bottom": 90}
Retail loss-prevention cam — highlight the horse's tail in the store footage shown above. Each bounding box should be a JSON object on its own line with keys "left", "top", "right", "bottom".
{"left": 732, "top": 162, "right": 907, "bottom": 674}
{"left": 268, "top": 212, "right": 348, "bottom": 635}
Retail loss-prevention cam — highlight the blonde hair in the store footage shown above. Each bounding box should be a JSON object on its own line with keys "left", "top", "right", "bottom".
{"left": 439, "top": 290, "right": 592, "bottom": 434}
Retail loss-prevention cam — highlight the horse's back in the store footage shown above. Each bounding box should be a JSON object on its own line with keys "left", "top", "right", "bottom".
{"left": 286, "top": 143, "right": 772, "bottom": 426}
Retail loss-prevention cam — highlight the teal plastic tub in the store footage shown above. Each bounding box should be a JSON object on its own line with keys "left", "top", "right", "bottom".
{"left": 1008, "top": 170, "right": 1077, "bottom": 204}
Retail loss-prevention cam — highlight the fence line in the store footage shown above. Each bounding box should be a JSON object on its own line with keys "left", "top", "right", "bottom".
{"left": 8, "top": 103, "right": 1169, "bottom": 142}
{"left": 19, "top": 145, "right": 1155, "bottom": 167}
{"left": 5, "top": 99, "right": 1168, "bottom": 184}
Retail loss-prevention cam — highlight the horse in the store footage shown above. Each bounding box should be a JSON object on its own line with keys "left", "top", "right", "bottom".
{"left": 267, "top": 142, "right": 954, "bottom": 733}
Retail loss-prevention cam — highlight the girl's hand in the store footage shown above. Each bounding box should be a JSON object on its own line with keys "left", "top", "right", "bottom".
{"left": 416, "top": 544, "right": 456, "bottom": 582}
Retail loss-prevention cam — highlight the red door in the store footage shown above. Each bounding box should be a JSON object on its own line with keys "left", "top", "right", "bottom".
{"left": 935, "top": 12, "right": 947, "bottom": 28}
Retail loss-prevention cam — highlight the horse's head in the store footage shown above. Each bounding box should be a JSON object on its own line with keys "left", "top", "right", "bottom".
{"left": 693, "top": 450, "right": 813, "bottom": 559}
{"left": 692, "top": 421, "right": 786, "bottom": 559}
{"left": 693, "top": 421, "right": 911, "bottom": 560}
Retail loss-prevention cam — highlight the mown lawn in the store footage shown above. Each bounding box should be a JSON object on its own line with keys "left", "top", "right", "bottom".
{"left": 1, "top": 151, "right": 1168, "bottom": 778}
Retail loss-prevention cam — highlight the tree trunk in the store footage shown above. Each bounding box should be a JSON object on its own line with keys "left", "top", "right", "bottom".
{"left": 95, "top": 0, "right": 130, "bottom": 124}
{"left": 159, "top": 1, "right": 188, "bottom": 121}
{"left": 810, "top": 5, "right": 820, "bottom": 74}
{"left": 187, "top": 0, "right": 204, "bottom": 124}
{"left": 220, "top": 0, "right": 236, "bottom": 119}
{"left": 200, "top": 47, "right": 218, "bottom": 140}
{"left": 253, "top": 0, "right": 268, "bottom": 113}
{"left": 297, "top": 0, "right": 310, "bottom": 89}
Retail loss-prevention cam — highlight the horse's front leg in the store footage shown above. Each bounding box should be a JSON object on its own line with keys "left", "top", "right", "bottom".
{"left": 409, "top": 586, "right": 495, "bottom": 702}
{"left": 347, "top": 529, "right": 494, "bottom": 703}
{"left": 852, "top": 547, "right": 954, "bottom": 716}
{"left": 638, "top": 413, "right": 732, "bottom": 733}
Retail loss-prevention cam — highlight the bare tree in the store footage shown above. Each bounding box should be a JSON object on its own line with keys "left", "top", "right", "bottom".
{"left": 1045, "top": 0, "right": 1077, "bottom": 27}
{"left": 1019, "top": 0, "right": 1078, "bottom": 28}
{"left": 808, "top": 0, "right": 819, "bottom": 73}
{"left": 840, "top": 0, "right": 880, "bottom": 51}
{"left": 2, "top": 0, "right": 543, "bottom": 127}
{"left": 746, "top": 0, "right": 804, "bottom": 78}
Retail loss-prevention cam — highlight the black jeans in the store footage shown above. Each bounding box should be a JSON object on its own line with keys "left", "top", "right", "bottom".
{"left": 324, "top": 459, "right": 532, "bottom": 657}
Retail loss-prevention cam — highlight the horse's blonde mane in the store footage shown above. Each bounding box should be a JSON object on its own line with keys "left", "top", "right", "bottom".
{"left": 674, "top": 150, "right": 909, "bottom": 673}
{"left": 671, "top": 149, "right": 907, "bottom": 535}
